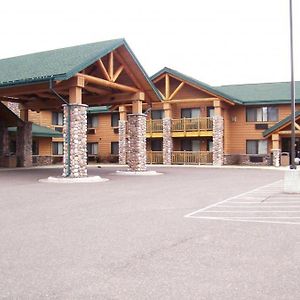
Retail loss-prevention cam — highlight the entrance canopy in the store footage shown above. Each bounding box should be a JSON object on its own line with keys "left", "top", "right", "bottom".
{"left": 0, "top": 38, "right": 161, "bottom": 111}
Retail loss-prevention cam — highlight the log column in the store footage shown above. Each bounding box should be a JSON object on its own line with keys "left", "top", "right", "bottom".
{"left": 16, "top": 122, "right": 32, "bottom": 167}
{"left": 63, "top": 82, "right": 88, "bottom": 177}
{"left": 127, "top": 98, "right": 147, "bottom": 171}
{"left": 118, "top": 105, "right": 127, "bottom": 165}
{"left": 212, "top": 100, "right": 224, "bottom": 166}
{"left": 272, "top": 134, "right": 281, "bottom": 167}
{"left": 163, "top": 102, "right": 173, "bottom": 165}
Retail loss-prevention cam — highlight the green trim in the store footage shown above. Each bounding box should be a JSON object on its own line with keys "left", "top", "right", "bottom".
{"left": 87, "top": 106, "right": 111, "bottom": 114}
{"left": 263, "top": 111, "right": 300, "bottom": 137}
{"left": 8, "top": 123, "right": 62, "bottom": 138}
{"left": 151, "top": 67, "right": 241, "bottom": 104}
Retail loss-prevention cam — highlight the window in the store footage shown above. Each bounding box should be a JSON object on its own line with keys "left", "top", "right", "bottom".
{"left": 111, "top": 113, "right": 120, "bottom": 127}
{"left": 246, "top": 107, "right": 278, "bottom": 122}
{"left": 52, "top": 142, "right": 63, "bottom": 155}
{"left": 87, "top": 115, "right": 98, "bottom": 128}
{"left": 207, "top": 140, "right": 213, "bottom": 152}
{"left": 32, "top": 140, "right": 39, "bottom": 155}
{"left": 207, "top": 107, "right": 215, "bottom": 118}
{"left": 111, "top": 142, "right": 119, "bottom": 155}
{"left": 87, "top": 143, "right": 98, "bottom": 155}
{"left": 181, "top": 140, "right": 192, "bottom": 151}
{"left": 9, "top": 140, "right": 16, "bottom": 155}
{"left": 246, "top": 140, "right": 268, "bottom": 155}
{"left": 181, "top": 108, "right": 201, "bottom": 118}
{"left": 52, "top": 112, "right": 63, "bottom": 126}
{"left": 151, "top": 110, "right": 164, "bottom": 120}
{"left": 151, "top": 139, "right": 163, "bottom": 151}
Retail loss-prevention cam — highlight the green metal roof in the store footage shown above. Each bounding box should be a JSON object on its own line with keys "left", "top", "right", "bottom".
{"left": 0, "top": 39, "right": 162, "bottom": 101}
{"left": 151, "top": 67, "right": 241, "bottom": 104}
{"left": 0, "top": 39, "right": 124, "bottom": 87}
{"left": 87, "top": 106, "right": 111, "bottom": 114}
{"left": 263, "top": 111, "right": 300, "bottom": 137}
{"left": 8, "top": 123, "right": 62, "bottom": 138}
{"left": 215, "top": 82, "right": 300, "bottom": 105}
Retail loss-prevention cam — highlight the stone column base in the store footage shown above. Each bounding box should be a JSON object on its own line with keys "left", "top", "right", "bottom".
{"left": 119, "top": 120, "right": 127, "bottom": 165}
{"left": 63, "top": 104, "right": 88, "bottom": 178}
{"left": 163, "top": 118, "right": 173, "bottom": 165}
{"left": 16, "top": 122, "right": 32, "bottom": 167}
{"left": 127, "top": 114, "right": 147, "bottom": 172}
{"left": 272, "top": 149, "right": 281, "bottom": 167}
{"left": 213, "top": 116, "right": 224, "bottom": 166}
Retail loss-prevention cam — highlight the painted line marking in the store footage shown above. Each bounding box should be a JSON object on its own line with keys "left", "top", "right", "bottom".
{"left": 184, "top": 180, "right": 282, "bottom": 218}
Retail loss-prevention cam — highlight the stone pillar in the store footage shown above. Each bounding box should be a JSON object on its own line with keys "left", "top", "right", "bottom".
{"left": 271, "top": 134, "right": 281, "bottom": 167}
{"left": 118, "top": 105, "right": 127, "bottom": 165}
{"left": 163, "top": 118, "right": 173, "bottom": 165}
{"left": 0, "top": 121, "right": 9, "bottom": 157}
{"left": 212, "top": 116, "right": 224, "bottom": 166}
{"left": 119, "top": 120, "right": 127, "bottom": 165}
{"left": 272, "top": 149, "right": 281, "bottom": 167}
{"left": 127, "top": 114, "right": 147, "bottom": 171}
{"left": 63, "top": 104, "right": 88, "bottom": 178}
{"left": 16, "top": 122, "right": 32, "bottom": 167}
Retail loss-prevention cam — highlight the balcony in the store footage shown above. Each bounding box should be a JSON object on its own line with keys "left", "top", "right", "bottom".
{"left": 146, "top": 151, "right": 213, "bottom": 165}
{"left": 146, "top": 117, "right": 213, "bottom": 138}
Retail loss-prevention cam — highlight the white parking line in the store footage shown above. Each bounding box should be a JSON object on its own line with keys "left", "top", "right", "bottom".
{"left": 184, "top": 180, "right": 300, "bottom": 225}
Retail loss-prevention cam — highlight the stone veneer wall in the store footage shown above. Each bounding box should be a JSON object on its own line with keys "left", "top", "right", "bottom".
{"left": 63, "top": 104, "right": 88, "bottom": 178}
{"left": 223, "top": 154, "right": 271, "bottom": 166}
{"left": 16, "top": 122, "right": 32, "bottom": 167}
{"left": 7, "top": 102, "right": 20, "bottom": 117}
{"left": 272, "top": 149, "right": 281, "bottom": 167}
{"left": 118, "top": 120, "right": 127, "bottom": 165}
{"left": 163, "top": 118, "right": 173, "bottom": 165}
{"left": 32, "top": 156, "right": 53, "bottom": 166}
{"left": 127, "top": 114, "right": 147, "bottom": 171}
{"left": 212, "top": 116, "right": 224, "bottom": 166}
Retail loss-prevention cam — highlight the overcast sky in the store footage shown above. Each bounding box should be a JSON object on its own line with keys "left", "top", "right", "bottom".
{"left": 0, "top": 0, "right": 299, "bottom": 86}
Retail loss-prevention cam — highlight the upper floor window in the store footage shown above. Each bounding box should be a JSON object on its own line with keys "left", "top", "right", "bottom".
{"left": 87, "top": 115, "right": 98, "bottom": 128}
{"left": 181, "top": 108, "right": 201, "bottom": 118}
{"left": 111, "top": 113, "right": 120, "bottom": 127}
{"left": 52, "top": 112, "right": 63, "bottom": 126}
{"left": 207, "top": 107, "right": 215, "bottom": 118}
{"left": 246, "top": 107, "right": 278, "bottom": 122}
{"left": 151, "top": 110, "right": 164, "bottom": 120}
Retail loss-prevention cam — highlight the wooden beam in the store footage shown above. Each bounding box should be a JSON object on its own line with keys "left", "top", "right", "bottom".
{"left": 69, "top": 86, "right": 82, "bottom": 104}
{"left": 279, "top": 130, "right": 300, "bottom": 135}
{"left": 112, "top": 65, "right": 124, "bottom": 82}
{"left": 0, "top": 83, "right": 50, "bottom": 97}
{"left": 109, "top": 52, "right": 114, "bottom": 80}
{"left": 113, "top": 51, "right": 143, "bottom": 89}
{"left": 295, "top": 122, "right": 300, "bottom": 131}
{"left": 158, "top": 89, "right": 165, "bottom": 100}
{"left": 169, "top": 82, "right": 184, "bottom": 100}
{"left": 132, "top": 100, "right": 143, "bottom": 114}
{"left": 152, "top": 73, "right": 166, "bottom": 83}
{"left": 165, "top": 74, "right": 170, "bottom": 100}
{"left": 97, "top": 59, "right": 111, "bottom": 81}
{"left": 166, "top": 97, "right": 219, "bottom": 103}
{"left": 84, "top": 85, "right": 110, "bottom": 96}
{"left": 79, "top": 73, "right": 140, "bottom": 93}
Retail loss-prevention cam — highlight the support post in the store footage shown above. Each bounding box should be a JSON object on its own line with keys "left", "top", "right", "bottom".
{"left": 163, "top": 102, "right": 173, "bottom": 165}
{"left": 127, "top": 98, "right": 147, "bottom": 171}
{"left": 0, "top": 121, "right": 9, "bottom": 157}
{"left": 62, "top": 85, "right": 88, "bottom": 178}
{"left": 118, "top": 105, "right": 127, "bottom": 165}
{"left": 16, "top": 122, "right": 32, "bottom": 167}
{"left": 212, "top": 100, "right": 224, "bottom": 166}
{"left": 272, "top": 134, "right": 281, "bottom": 167}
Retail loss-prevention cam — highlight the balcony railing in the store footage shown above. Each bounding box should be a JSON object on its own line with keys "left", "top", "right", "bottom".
{"left": 146, "top": 119, "right": 163, "bottom": 134}
{"left": 146, "top": 117, "right": 213, "bottom": 135}
{"left": 147, "top": 151, "right": 163, "bottom": 164}
{"left": 172, "top": 117, "right": 213, "bottom": 132}
{"left": 172, "top": 151, "right": 213, "bottom": 165}
{"left": 146, "top": 151, "right": 213, "bottom": 165}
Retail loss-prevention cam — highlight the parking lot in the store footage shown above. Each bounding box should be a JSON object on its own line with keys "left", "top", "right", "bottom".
{"left": 0, "top": 166, "right": 299, "bottom": 299}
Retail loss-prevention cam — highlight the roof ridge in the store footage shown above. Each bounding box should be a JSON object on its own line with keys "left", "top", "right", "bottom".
{"left": 216, "top": 81, "right": 300, "bottom": 88}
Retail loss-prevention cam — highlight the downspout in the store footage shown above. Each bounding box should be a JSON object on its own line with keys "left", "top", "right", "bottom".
{"left": 49, "top": 77, "right": 71, "bottom": 177}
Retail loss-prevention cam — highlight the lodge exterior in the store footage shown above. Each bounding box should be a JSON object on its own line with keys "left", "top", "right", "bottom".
{"left": 0, "top": 39, "right": 299, "bottom": 175}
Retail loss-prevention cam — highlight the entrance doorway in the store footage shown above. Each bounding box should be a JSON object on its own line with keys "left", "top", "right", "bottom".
{"left": 281, "top": 137, "right": 300, "bottom": 161}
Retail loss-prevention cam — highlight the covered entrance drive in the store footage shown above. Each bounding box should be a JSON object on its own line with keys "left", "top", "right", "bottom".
{"left": 0, "top": 39, "right": 161, "bottom": 177}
